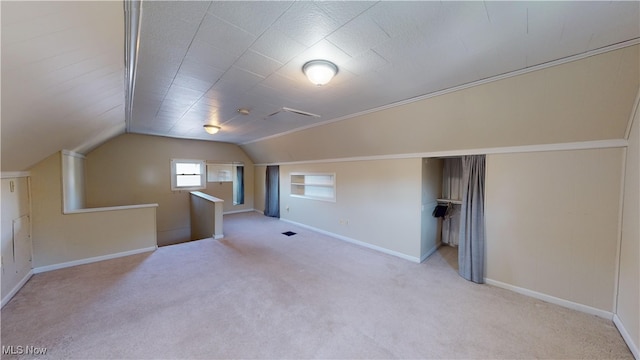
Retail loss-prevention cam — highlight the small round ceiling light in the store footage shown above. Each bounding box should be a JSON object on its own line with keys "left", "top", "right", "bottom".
{"left": 302, "top": 59, "right": 338, "bottom": 86}
{"left": 203, "top": 124, "right": 221, "bottom": 135}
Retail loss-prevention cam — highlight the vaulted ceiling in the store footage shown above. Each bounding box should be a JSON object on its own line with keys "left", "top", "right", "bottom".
{"left": 130, "top": 1, "right": 640, "bottom": 144}
{"left": 2, "top": 1, "right": 639, "bottom": 171}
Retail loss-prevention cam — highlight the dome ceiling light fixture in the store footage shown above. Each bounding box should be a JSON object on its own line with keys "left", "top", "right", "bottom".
{"left": 302, "top": 59, "right": 338, "bottom": 86}
{"left": 203, "top": 124, "right": 221, "bottom": 135}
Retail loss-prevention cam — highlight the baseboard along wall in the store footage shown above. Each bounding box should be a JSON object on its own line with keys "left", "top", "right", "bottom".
{"left": 223, "top": 209, "right": 256, "bottom": 215}
{"left": 33, "top": 246, "right": 158, "bottom": 274}
{"left": 1, "top": 270, "right": 34, "bottom": 308}
{"left": 420, "top": 243, "right": 440, "bottom": 263}
{"left": 279, "top": 218, "right": 421, "bottom": 263}
{"left": 613, "top": 314, "right": 640, "bottom": 360}
{"left": 484, "top": 278, "right": 614, "bottom": 320}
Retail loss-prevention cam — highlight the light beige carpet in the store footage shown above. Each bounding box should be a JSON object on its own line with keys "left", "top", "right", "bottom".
{"left": 1, "top": 212, "right": 633, "bottom": 359}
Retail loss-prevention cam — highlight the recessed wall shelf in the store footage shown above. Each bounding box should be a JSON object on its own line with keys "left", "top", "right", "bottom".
{"left": 290, "top": 173, "right": 336, "bottom": 202}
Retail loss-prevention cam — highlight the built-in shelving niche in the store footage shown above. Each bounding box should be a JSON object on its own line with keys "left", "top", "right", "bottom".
{"left": 290, "top": 173, "right": 336, "bottom": 202}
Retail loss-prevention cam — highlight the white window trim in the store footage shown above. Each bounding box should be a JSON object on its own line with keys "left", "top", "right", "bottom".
{"left": 171, "top": 159, "right": 206, "bottom": 191}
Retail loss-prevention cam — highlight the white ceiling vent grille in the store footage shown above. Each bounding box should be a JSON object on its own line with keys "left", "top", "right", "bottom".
{"left": 266, "top": 107, "right": 321, "bottom": 119}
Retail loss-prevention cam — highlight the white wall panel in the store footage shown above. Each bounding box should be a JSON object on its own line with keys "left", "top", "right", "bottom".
{"left": 616, "top": 101, "right": 640, "bottom": 356}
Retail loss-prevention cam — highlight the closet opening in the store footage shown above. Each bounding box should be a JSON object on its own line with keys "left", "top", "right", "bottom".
{"left": 422, "top": 155, "right": 486, "bottom": 283}
{"left": 435, "top": 157, "right": 462, "bottom": 270}
{"left": 421, "top": 157, "right": 461, "bottom": 269}
{"left": 436, "top": 157, "right": 463, "bottom": 248}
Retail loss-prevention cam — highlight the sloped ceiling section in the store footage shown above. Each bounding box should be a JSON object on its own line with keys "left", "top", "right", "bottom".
{"left": 129, "top": 1, "right": 640, "bottom": 145}
{"left": 241, "top": 45, "right": 640, "bottom": 164}
{"left": 2, "top": 1, "right": 639, "bottom": 171}
{"left": 1, "top": 1, "right": 125, "bottom": 172}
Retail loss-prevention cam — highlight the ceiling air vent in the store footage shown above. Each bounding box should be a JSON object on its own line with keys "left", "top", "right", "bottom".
{"left": 266, "top": 107, "right": 321, "bottom": 119}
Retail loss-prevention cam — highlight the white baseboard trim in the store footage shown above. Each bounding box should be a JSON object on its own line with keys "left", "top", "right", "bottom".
{"left": 33, "top": 246, "right": 158, "bottom": 274}
{"left": 485, "top": 278, "right": 614, "bottom": 319}
{"left": 280, "top": 218, "right": 421, "bottom": 263}
{"left": 223, "top": 209, "right": 255, "bottom": 215}
{"left": 1, "top": 270, "right": 34, "bottom": 308}
{"left": 420, "top": 243, "right": 440, "bottom": 262}
{"left": 1, "top": 171, "right": 30, "bottom": 179}
{"left": 253, "top": 209, "right": 264, "bottom": 215}
{"left": 214, "top": 234, "right": 224, "bottom": 239}
{"left": 614, "top": 314, "right": 640, "bottom": 360}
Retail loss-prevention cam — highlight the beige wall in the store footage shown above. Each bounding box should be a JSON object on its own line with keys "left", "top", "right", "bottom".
{"left": 280, "top": 159, "right": 423, "bottom": 260}
{"left": 617, "top": 106, "right": 639, "bottom": 354}
{"left": 85, "top": 134, "right": 254, "bottom": 246}
{"left": 254, "top": 165, "right": 266, "bottom": 213}
{"left": 190, "top": 192, "right": 224, "bottom": 240}
{"left": 30, "top": 152, "right": 157, "bottom": 268}
{"left": 485, "top": 148, "right": 624, "bottom": 312}
{"left": 243, "top": 46, "right": 639, "bottom": 164}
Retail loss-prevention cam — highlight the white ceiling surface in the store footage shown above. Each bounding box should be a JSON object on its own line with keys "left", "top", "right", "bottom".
{"left": 1, "top": 1, "right": 638, "bottom": 172}
{"left": 1, "top": 1, "right": 126, "bottom": 172}
{"left": 130, "top": 1, "right": 640, "bottom": 145}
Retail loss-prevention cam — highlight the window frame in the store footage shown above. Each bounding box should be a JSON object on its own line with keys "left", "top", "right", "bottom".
{"left": 171, "top": 159, "right": 206, "bottom": 191}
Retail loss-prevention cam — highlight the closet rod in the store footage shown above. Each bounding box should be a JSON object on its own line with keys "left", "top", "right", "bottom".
{"left": 437, "top": 198, "right": 463, "bottom": 205}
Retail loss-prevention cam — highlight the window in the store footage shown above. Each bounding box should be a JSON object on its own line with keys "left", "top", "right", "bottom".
{"left": 171, "top": 159, "right": 206, "bottom": 190}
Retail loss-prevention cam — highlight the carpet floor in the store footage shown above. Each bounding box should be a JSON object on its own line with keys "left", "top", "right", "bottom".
{"left": 0, "top": 212, "right": 633, "bottom": 359}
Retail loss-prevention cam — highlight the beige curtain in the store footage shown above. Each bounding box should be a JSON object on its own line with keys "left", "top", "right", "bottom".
{"left": 458, "top": 155, "right": 486, "bottom": 284}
